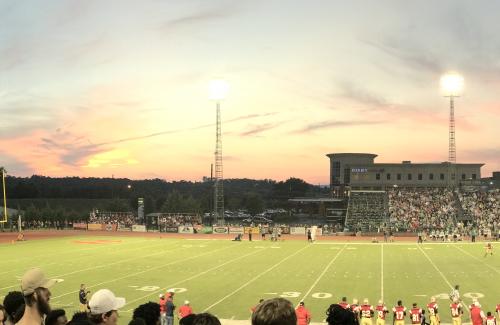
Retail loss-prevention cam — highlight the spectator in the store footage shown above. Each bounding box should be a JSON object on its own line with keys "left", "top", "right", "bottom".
{"left": 165, "top": 295, "right": 175, "bottom": 325}
{"left": 17, "top": 268, "right": 58, "bottom": 325}
{"left": 178, "top": 301, "right": 193, "bottom": 319}
{"left": 45, "top": 309, "right": 68, "bottom": 325}
{"left": 0, "top": 305, "right": 6, "bottom": 325}
{"left": 132, "top": 302, "right": 161, "bottom": 325}
{"left": 129, "top": 319, "right": 147, "bottom": 325}
{"left": 326, "top": 304, "right": 356, "bottom": 325}
{"left": 252, "top": 298, "right": 296, "bottom": 325}
{"left": 159, "top": 294, "right": 167, "bottom": 325}
{"left": 2, "top": 291, "right": 24, "bottom": 325}
{"left": 192, "top": 313, "right": 221, "bottom": 325}
{"left": 179, "top": 314, "right": 197, "bottom": 325}
{"left": 88, "top": 289, "right": 126, "bottom": 325}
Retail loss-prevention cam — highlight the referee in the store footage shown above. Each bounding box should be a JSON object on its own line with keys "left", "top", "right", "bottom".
{"left": 79, "top": 284, "right": 90, "bottom": 311}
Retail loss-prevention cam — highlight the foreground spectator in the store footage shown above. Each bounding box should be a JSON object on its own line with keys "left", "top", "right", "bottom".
{"left": 252, "top": 298, "right": 296, "bottom": 325}
{"left": 3, "top": 291, "right": 25, "bottom": 325}
{"left": 179, "top": 314, "right": 196, "bottom": 325}
{"left": 17, "top": 268, "right": 58, "bottom": 325}
{"left": 326, "top": 304, "right": 356, "bottom": 325}
{"left": 132, "top": 302, "right": 161, "bottom": 325}
{"left": 178, "top": 301, "right": 193, "bottom": 319}
{"left": 0, "top": 304, "right": 6, "bottom": 325}
{"left": 88, "top": 289, "right": 126, "bottom": 325}
{"left": 295, "top": 301, "right": 311, "bottom": 325}
{"left": 45, "top": 309, "right": 68, "bottom": 325}
{"left": 192, "top": 313, "right": 221, "bottom": 325}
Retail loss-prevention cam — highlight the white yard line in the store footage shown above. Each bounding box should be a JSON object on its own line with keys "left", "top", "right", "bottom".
{"left": 453, "top": 245, "right": 499, "bottom": 274}
{"left": 381, "top": 243, "right": 384, "bottom": 301}
{"left": 0, "top": 241, "right": 189, "bottom": 291}
{"left": 296, "top": 244, "right": 347, "bottom": 306}
{"left": 51, "top": 243, "right": 234, "bottom": 300}
{"left": 203, "top": 244, "right": 311, "bottom": 312}
{"left": 122, "top": 247, "right": 266, "bottom": 309}
{"left": 416, "top": 245, "right": 470, "bottom": 316}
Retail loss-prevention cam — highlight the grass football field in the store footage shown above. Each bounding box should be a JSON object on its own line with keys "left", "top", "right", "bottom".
{"left": 0, "top": 235, "right": 498, "bottom": 324}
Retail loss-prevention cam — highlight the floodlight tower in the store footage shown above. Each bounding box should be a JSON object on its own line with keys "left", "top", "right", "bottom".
{"left": 440, "top": 73, "right": 464, "bottom": 187}
{"left": 209, "top": 80, "right": 229, "bottom": 225}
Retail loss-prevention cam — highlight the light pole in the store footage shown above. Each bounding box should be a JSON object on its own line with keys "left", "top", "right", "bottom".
{"left": 1, "top": 167, "right": 7, "bottom": 223}
{"left": 440, "top": 72, "right": 464, "bottom": 187}
{"left": 209, "top": 79, "right": 229, "bottom": 226}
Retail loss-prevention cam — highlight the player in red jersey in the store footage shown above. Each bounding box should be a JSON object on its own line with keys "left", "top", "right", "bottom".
{"left": 360, "top": 299, "right": 374, "bottom": 325}
{"left": 427, "top": 297, "right": 439, "bottom": 325}
{"left": 393, "top": 300, "right": 407, "bottom": 325}
{"left": 352, "top": 299, "right": 361, "bottom": 325}
{"left": 485, "top": 242, "right": 493, "bottom": 257}
{"left": 450, "top": 298, "right": 463, "bottom": 325}
{"left": 409, "top": 303, "right": 422, "bottom": 325}
{"left": 496, "top": 304, "right": 500, "bottom": 320}
{"left": 469, "top": 300, "right": 486, "bottom": 325}
{"left": 486, "top": 312, "right": 496, "bottom": 325}
{"left": 339, "top": 297, "right": 350, "bottom": 310}
{"left": 376, "top": 300, "right": 389, "bottom": 325}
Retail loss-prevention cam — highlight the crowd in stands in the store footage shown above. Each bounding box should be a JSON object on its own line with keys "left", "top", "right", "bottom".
{"left": 1, "top": 268, "right": 499, "bottom": 325}
{"left": 157, "top": 214, "right": 202, "bottom": 227}
{"left": 88, "top": 212, "right": 136, "bottom": 227}
{"left": 458, "top": 190, "right": 500, "bottom": 238}
{"left": 388, "top": 188, "right": 457, "bottom": 232}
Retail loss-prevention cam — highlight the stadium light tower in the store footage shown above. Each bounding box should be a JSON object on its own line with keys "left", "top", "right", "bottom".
{"left": 209, "top": 79, "right": 229, "bottom": 225}
{"left": 1, "top": 167, "right": 7, "bottom": 223}
{"left": 440, "top": 72, "right": 464, "bottom": 187}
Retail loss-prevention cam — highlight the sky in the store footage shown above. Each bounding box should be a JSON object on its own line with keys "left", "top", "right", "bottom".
{"left": 0, "top": 0, "right": 499, "bottom": 184}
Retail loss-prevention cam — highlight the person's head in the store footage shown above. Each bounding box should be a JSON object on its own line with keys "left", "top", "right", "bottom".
{"left": 412, "top": 303, "right": 417, "bottom": 308}
{"left": 422, "top": 310, "right": 426, "bottom": 315}
{"left": 184, "top": 301, "right": 190, "bottom": 306}
{"left": 352, "top": 299, "right": 358, "bottom": 305}
{"left": 3, "top": 291, "right": 24, "bottom": 322}
{"left": 259, "top": 299, "right": 264, "bottom": 304}
{"left": 129, "top": 318, "right": 147, "bottom": 325}
{"left": 378, "top": 300, "right": 383, "bottom": 306}
{"left": 179, "top": 314, "right": 196, "bottom": 325}
{"left": 88, "top": 289, "right": 126, "bottom": 325}
{"left": 397, "top": 300, "right": 402, "bottom": 306}
{"left": 299, "top": 301, "right": 305, "bottom": 307}
{"left": 326, "top": 304, "right": 356, "bottom": 325}
{"left": 21, "top": 268, "right": 57, "bottom": 317}
{"left": 252, "top": 298, "right": 296, "bottom": 325}
{"left": 455, "top": 285, "right": 459, "bottom": 290}
{"left": 487, "top": 312, "right": 492, "bottom": 317}
{"left": 132, "top": 302, "right": 160, "bottom": 325}
{"left": 45, "top": 309, "right": 67, "bottom": 325}
{"left": 341, "top": 297, "right": 347, "bottom": 303}
{"left": 452, "top": 298, "right": 459, "bottom": 304}
{"left": 430, "top": 297, "right": 436, "bottom": 303}
{"left": 363, "top": 299, "right": 369, "bottom": 305}
{"left": 192, "top": 313, "right": 221, "bottom": 325}
{"left": 159, "top": 294, "right": 165, "bottom": 300}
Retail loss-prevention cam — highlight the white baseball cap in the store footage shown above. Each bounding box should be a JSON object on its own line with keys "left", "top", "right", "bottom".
{"left": 185, "top": 300, "right": 190, "bottom": 305}
{"left": 89, "top": 289, "right": 126, "bottom": 315}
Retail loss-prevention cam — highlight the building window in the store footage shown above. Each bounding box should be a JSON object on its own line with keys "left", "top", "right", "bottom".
{"left": 408, "top": 173, "right": 412, "bottom": 180}
{"left": 440, "top": 173, "right": 445, "bottom": 180}
{"left": 376, "top": 173, "right": 380, "bottom": 180}
{"left": 344, "top": 168, "right": 351, "bottom": 184}
{"left": 472, "top": 174, "right": 477, "bottom": 180}
{"left": 397, "top": 173, "right": 401, "bottom": 180}
{"left": 387, "top": 173, "right": 391, "bottom": 180}
{"left": 418, "top": 173, "right": 423, "bottom": 180}
{"left": 462, "top": 174, "right": 466, "bottom": 180}
{"left": 429, "top": 173, "right": 434, "bottom": 180}
{"left": 332, "top": 162, "right": 341, "bottom": 184}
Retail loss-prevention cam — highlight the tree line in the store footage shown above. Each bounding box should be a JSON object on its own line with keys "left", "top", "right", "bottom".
{"left": 3, "top": 175, "right": 329, "bottom": 221}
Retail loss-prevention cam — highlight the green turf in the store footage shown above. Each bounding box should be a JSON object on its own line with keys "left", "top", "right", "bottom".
{"left": 0, "top": 236, "right": 498, "bottom": 324}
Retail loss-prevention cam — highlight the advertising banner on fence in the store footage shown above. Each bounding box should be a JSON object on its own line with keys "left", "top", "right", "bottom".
{"left": 201, "top": 226, "right": 213, "bottom": 234}
{"left": 73, "top": 223, "right": 87, "bottom": 230}
{"left": 132, "top": 225, "right": 147, "bottom": 232}
{"left": 290, "top": 226, "right": 306, "bottom": 235}
{"left": 212, "top": 226, "right": 228, "bottom": 234}
{"left": 178, "top": 226, "right": 194, "bottom": 234}
{"left": 228, "top": 226, "right": 244, "bottom": 234}
{"left": 88, "top": 223, "right": 103, "bottom": 231}
{"left": 280, "top": 226, "right": 290, "bottom": 234}
{"left": 244, "top": 227, "right": 260, "bottom": 234}
{"left": 104, "top": 224, "right": 117, "bottom": 232}
{"left": 165, "top": 227, "right": 178, "bottom": 233}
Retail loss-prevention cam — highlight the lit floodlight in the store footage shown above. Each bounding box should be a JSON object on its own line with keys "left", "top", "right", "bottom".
{"left": 209, "top": 79, "right": 229, "bottom": 100}
{"left": 440, "top": 73, "right": 464, "bottom": 96}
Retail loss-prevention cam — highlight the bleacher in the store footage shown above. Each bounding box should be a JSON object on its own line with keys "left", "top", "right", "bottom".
{"left": 345, "top": 190, "right": 387, "bottom": 232}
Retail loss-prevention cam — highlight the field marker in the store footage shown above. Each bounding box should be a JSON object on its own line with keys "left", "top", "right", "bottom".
{"left": 51, "top": 243, "right": 235, "bottom": 300}
{"left": 0, "top": 240, "right": 189, "bottom": 291}
{"left": 453, "top": 245, "right": 499, "bottom": 275}
{"left": 121, "top": 247, "right": 266, "bottom": 308}
{"left": 202, "top": 245, "right": 311, "bottom": 312}
{"left": 297, "top": 244, "right": 347, "bottom": 305}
